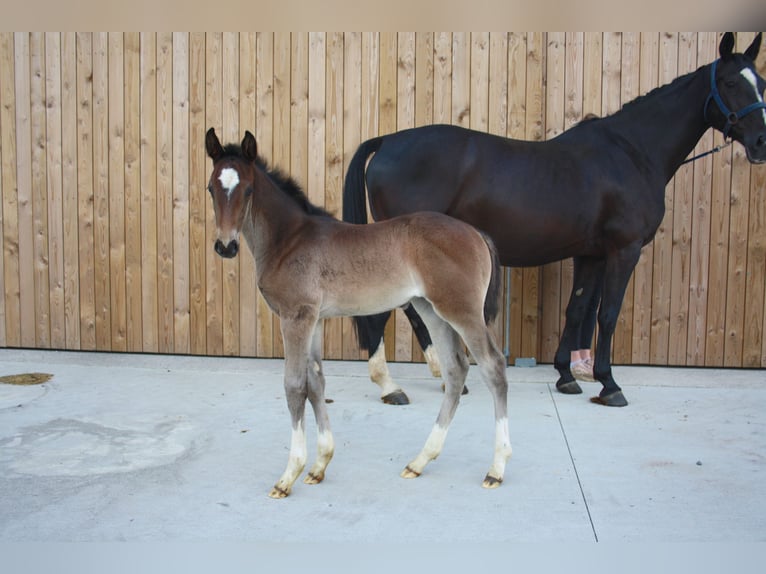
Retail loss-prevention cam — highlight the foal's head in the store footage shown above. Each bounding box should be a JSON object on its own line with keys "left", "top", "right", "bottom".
{"left": 708, "top": 32, "right": 766, "bottom": 163}
{"left": 205, "top": 128, "right": 259, "bottom": 258}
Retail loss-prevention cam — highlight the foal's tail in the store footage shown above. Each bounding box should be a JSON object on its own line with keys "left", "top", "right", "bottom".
{"left": 482, "top": 232, "right": 502, "bottom": 326}
{"left": 342, "top": 136, "right": 385, "bottom": 225}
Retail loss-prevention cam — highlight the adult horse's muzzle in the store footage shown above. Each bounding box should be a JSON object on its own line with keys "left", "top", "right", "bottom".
{"left": 214, "top": 239, "right": 239, "bottom": 258}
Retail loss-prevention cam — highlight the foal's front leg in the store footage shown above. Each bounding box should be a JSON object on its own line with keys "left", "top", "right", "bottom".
{"left": 269, "top": 318, "right": 314, "bottom": 499}
{"left": 303, "top": 322, "right": 335, "bottom": 485}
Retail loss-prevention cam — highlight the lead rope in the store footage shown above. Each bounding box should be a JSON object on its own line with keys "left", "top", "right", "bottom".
{"left": 681, "top": 139, "right": 732, "bottom": 165}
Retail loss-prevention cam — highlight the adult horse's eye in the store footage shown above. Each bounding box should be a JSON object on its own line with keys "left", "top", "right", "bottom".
{"left": 725, "top": 80, "right": 736, "bottom": 88}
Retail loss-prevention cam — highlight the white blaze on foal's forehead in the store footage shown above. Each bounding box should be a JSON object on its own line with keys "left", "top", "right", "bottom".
{"left": 219, "top": 168, "right": 240, "bottom": 197}
{"left": 740, "top": 68, "right": 766, "bottom": 124}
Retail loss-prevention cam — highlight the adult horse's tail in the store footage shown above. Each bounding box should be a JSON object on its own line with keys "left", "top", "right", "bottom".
{"left": 342, "top": 136, "right": 384, "bottom": 225}
{"left": 481, "top": 232, "right": 502, "bottom": 326}
{"left": 343, "top": 136, "right": 388, "bottom": 354}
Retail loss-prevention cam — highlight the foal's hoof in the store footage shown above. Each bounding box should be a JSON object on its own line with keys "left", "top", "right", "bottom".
{"left": 268, "top": 485, "right": 290, "bottom": 499}
{"left": 400, "top": 465, "right": 421, "bottom": 479}
{"left": 556, "top": 377, "right": 583, "bottom": 395}
{"left": 304, "top": 472, "right": 324, "bottom": 485}
{"left": 590, "top": 390, "right": 628, "bottom": 407}
{"left": 482, "top": 474, "right": 503, "bottom": 489}
{"left": 382, "top": 390, "right": 410, "bottom": 405}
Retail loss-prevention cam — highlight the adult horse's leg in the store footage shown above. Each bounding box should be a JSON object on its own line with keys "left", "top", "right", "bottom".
{"left": 355, "top": 312, "right": 410, "bottom": 405}
{"left": 403, "top": 304, "right": 442, "bottom": 378}
{"left": 269, "top": 315, "right": 315, "bottom": 499}
{"left": 554, "top": 257, "right": 604, "bottom": 394}
{"left": 303, "top": 322, "right": 335, "bottom": 485}
{"left": 590, "top": 244, "right": 642, "bottom": 407}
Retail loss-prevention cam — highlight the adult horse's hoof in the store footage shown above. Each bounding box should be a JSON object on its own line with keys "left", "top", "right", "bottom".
{"left": 590, "top": 390, "right": 628, "bottom": 407}
{"left": 382, "top": 390, "right": 410, "bottom": 405}
{"left": 555, "top": 377, "right": 583, "bottom": 394}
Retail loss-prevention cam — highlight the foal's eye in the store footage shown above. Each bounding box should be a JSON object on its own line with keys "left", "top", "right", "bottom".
{"left": 207, "top": 185, "right": 214, "bottom": 196}
{"left": 244, "top": 186, "right": 254, "bottom": 197}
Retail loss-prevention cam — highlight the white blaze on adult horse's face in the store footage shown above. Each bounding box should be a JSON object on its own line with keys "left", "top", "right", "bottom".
{"left": 740, "top": 68, "right": 766, "bottom": 126}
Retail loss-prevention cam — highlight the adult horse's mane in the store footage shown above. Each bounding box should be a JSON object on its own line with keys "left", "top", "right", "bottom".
{"left": 219, "top": 142, "right": 333, "bottom": 218}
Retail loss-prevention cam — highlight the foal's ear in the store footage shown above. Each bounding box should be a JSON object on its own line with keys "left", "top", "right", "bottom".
{"left": 242, "top": 131, "right": 258, "bottom": 162}
{"left": 719, "top": 32, "right": 735, "bottom": 60}
{"left": 206, "top": 128, "right": 224, "bottom": 161}
{"left": 745, "top": 32, "right": 762, "bottom": 61}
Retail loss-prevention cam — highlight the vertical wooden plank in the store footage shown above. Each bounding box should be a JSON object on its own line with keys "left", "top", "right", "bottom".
{"left": 325, "top": 32, "right": 344, "bottom": 360}
{"left": 189, "top": 32, "right": 207, "bottom": 355}
{"left": 76, "top": 32, "right": 96, "bottom": 350}
{"left": 631, "top": 33, "right": 660, "bottom": 365}
{"left": 255, "top": 32, "right": 274, "bottom": 358}
{"left": 433, "top": 32, "right": 452, "bottom": 125}
{"left": 415, "top": 32, "right": 434, "bottom": 128}
{"left": 60, "top": 32, "right": 80, "bottom": 349}
{"left": 45, "top": 33, "right": 65, "bottom": 349}
{"left": 506, "top": 32, "right": 526, "bottom": 362}
{"left": 522, "top": 32, "right": 543, "bottom": 360}
{"left": 238, "top": 32, "right": 257, "bottom": 358}
{"left": 744, "top": 157, "right": 766, "bottom": 367}
{"left": 395, "top": 32, "right": 415, "bottom": 363}
{"left": 14, "top": 33, "right": 36, "bottom": 347}
{"left": 650, "top": 32, "right": 678, "bottom": 365}
{"left": 140, "top": 32, "right": 159, "bottom": 353}
{"left": 378, "top": 32, "right": 397, "bottom": 361}
{"left": 342, "top": 31, "right": 377, "bottom": 360}
{"left": 0, "top": 36, "right": 5, "bottom": 347}
{"left": 685, "top": 33, "right": 716, "bottom": 365}
{"left": 123, "top": 32, "right": 143, "bottom": 352}
{"left": 92, "top": 32, "right": 111, "bottom": 350}
{"left": 615, "top": 31, "right": 638, "bottom": 365}
{"left": 221, "top": 32, "right": 240, "bottom": 357}
{"left": 558, "top": 32, "right": 584, "bottom": 361}
{"left": 668, "top": 32, "right": 697, "bottom": 365}
{"left": 30, "top": 33, "right": 51, "bottom": 348}
{"left": 451, "top": 32, "right": 469, "bottom": 128}
{"left": 156, "top": 32, "right": 174, "bottom": 353}
{"left": 108, "top": 32, "right": 127, "bottom": 352}
{"left": 0, "top": 33, "right": 20, "bottom": 347}
{"left": 470, "top": 32, "right": 489, "bottom": 133}
{"left": 204, "top": 32, "right": 223, "bottom": 356}
{"left": 540, "top": 32, "right": 565, "bottom": 363}
{"left": 488, "top": 32, "right": 508, "bottom": 355}
{"left": 173, "top": 32, "right": 190, "bottom": 355}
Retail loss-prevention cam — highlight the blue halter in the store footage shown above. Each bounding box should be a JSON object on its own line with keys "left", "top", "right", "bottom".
{"left": 704, "top": 58, "right": 766, "bottom": 139}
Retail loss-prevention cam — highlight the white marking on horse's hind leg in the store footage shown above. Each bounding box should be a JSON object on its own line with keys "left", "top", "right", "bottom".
{"left": 269, "top": 421, "right": 307, "bottom": 498}
{"left": 368, "top": 342, "right": 403, "bottom": 399}
{"left": 741, "top": 68, "right": 766, "bottom": 126}
{"left": 483, "top": 417, "right": 512, "bottom": 488}
{"left": 401, "top": 424, "right": 449, "bottom": 479}
{"left": 305, "top": 429, "right": 335, "bottom": 485}
{"left": 423, "top": 345, "right": 442, "bottom": 378}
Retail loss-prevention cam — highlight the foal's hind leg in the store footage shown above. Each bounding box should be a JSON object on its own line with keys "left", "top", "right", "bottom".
{"left": 304, "top": 323, "right": 335, "bottom": 485}
{"left": 400, "top": 301, "right": 469, "bottom": 480}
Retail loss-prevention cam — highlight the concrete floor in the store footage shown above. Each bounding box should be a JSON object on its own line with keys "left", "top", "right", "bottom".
{"left": 0, "top": 348, "right": 764, "bottom": 547}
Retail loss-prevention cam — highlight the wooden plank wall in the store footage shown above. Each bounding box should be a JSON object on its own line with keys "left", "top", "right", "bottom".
{"left": 1, "top": 32, "right": 765, "bottom": 368}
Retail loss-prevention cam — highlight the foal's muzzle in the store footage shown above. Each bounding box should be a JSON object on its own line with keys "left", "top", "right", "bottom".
{"left": 214, "top": 239, "right": 239, "bottom": 258}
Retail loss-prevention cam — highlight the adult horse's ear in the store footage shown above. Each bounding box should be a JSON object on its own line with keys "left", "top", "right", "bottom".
{"left": 206, "top": 128, "right": 224, "bottom": 161}
{"left": 719, "top": 32, "right": 735, "bottom": 60}
{"left": 242, "top": 131, "right": 258, "bottom": 162}
{"left": 745, "top": 32, "right": 762, "bottom": 61}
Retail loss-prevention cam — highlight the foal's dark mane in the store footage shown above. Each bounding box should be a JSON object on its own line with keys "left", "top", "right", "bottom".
{"left": 220, "top": 142, "right": 334, "bottom": 218}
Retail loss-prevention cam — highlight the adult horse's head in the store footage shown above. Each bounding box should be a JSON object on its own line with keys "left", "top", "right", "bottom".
{"left": 706, "top": 32, "right": 766, "bottom": 163}
{"left": 205, "top": 127, "right": 258, "bottom": 258}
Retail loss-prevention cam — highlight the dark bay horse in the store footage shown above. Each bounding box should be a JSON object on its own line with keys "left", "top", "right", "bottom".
{"left": 206, "top": 128, "right": 511, "bottom": 498}
{"left": 343, "top": 32, "right": 766, "bottom": 408}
